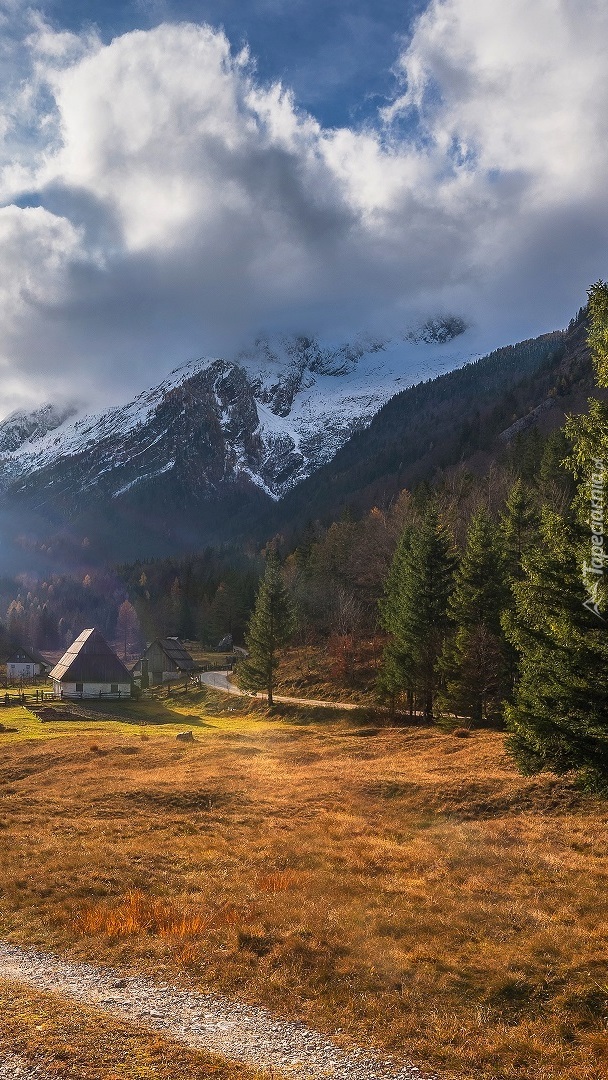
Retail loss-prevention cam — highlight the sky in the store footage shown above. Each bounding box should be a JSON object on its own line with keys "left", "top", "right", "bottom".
{"left": 0, "top": 0, "right": 607, "bottom": 415}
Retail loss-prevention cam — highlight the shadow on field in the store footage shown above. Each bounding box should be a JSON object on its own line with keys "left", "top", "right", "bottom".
{"left": 38, "top": 698, "right": 214, "bottom": 728}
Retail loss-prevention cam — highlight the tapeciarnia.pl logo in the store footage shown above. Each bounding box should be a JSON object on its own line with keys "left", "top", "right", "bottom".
{"left": 582, "top": 458, "right": 606, "bottom": 619}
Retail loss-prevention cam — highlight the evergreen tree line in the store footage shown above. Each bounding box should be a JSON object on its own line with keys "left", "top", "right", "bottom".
{"left": 2, "top": 283, "right": 607, "bottom": 793}
{"left": 373, "top": 281, "right": 608, "bottom": 788}
{"left": 0, "top": 548, "right": 261, "bottom": 658}
{"left": 243, "top": 283, "right": 608, "bottom": 789}
{"left": 0, "top": 571, "right": 124, "bottom": 654}
{"left": 117, "top": 549, "right": 261, "bottom": 647}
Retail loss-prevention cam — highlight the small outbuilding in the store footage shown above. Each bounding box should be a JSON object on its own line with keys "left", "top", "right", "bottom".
{"left": 49, "top": 628, "right": 132, "bottom": 699}
{"left": 133, "top": 637, "right": 196, "bottom": 686}
{"left": 7, "top": 645, "right": 52, "bottom": 681}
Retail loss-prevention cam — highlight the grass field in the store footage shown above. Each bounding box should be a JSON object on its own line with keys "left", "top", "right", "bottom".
{"left": 0, "top": 689, "right": 607, "bottom": 1080}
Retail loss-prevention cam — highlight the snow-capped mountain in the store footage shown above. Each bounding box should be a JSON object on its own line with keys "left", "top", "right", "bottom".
{"left": 0, "top": 319, "right": 478, "bottom": 509}
{"left": 0, "top": 402, "right": 78, "bottom": 455}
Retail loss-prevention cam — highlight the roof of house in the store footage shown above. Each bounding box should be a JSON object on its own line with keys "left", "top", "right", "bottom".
{"left": 49, "top": 629, "right": 131, "bottom": 683}
{"left": 145, "top": 637, "right": 196, "bottom": 672}
{"left": 8, "top": 645, "right": 51, "bottom": 667}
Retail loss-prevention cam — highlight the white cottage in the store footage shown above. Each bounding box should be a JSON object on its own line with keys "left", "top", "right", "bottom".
{"left": 7, "top": 645, "right": 51, "bottom": 681}
{"left": 49, "top": 628, "right": 132, "bottom": 699}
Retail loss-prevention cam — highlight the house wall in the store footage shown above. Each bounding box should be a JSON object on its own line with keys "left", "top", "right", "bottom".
{"left": 8, "top": 662, "right": 41, "bottom": 678}
{"left": 53, "top": 681, "right": 132, "bottom": 699}
{"left": 162, "top": 669, "right": 183, "bottom": 683}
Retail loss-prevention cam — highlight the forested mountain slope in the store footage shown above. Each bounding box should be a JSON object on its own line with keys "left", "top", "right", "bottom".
{"left": 0, "top": 311, "right": 597, "bottom": 568}
{"left": 269, "top": 312, "right": 597, "bottom": 533}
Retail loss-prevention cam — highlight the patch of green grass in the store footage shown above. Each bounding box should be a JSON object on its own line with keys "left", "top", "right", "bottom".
{"left": 0, "top": 705, "right": 174, "bottom": 744}
{"left": 0, "top": 688, "right": 332, "bottom": 745}
{"left": 0, "top": 688, "right": 54, "bottom": 701}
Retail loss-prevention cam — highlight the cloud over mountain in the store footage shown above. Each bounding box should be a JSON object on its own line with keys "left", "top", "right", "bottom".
{"left": 0, "top": 0, "right": 606, "bottom": 414}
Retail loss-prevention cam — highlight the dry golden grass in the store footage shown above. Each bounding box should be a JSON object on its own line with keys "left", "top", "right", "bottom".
{"left": 0, "top": 695, "right": 607, "bottom": 1080}
{"left": 76, "top": 888, "right": 241, "bottom": 940}
{"left": 0, "top": 979, "right": 266, "bottom": 1079}
{"left": 273, "top": 642, "right": 382, "bottom": 704}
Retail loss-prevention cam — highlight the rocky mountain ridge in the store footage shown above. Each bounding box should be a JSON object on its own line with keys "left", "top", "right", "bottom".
{"left": 0, "top": 314, "right": 577, "bottom": 566}
{"left": 0, "top": 320, "right": 476, "bottom": 509}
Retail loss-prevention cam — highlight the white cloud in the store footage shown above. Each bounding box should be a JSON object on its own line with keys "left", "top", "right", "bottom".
{"left": 387, "top": 0, "right": 608, "bottom": 202}
{"left": 0, "top": 2, "right": 606, "bottom": 414}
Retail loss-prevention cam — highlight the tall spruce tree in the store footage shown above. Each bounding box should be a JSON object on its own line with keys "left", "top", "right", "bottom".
{"left": 377, "top": 525, "right": 415, "bottom": 711}
{"left": 440, "top": 509, "right": 510, "bottom": 723}
{"left": 239, "top": 554, "right": 295, "bottom": 706}
{"left": 504, "top": 282, "right": 608, "bottom": 786}
{"left": 503, "top": 509, "right": 608, "bottom": 784}
{"left": 379, "top": 507, "right": 455, "bottom": 719}
{"left": 500, "top": 480, "right": 540, "bottom": 583}
{"left": 565, "top": 283, "right": 608, "bottom": 508}
{"left": 499, "top": 479, "right": 541, "bottom": 697}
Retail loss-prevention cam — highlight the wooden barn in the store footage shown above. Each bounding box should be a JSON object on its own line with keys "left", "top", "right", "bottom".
{"left": 133, "top": 638, "right": 195, "bottom": 686}
{"left": 49, "top": 628, "right": 132, "bottom": 699}
{"left": 7, "top": 645, "right": 52, "bottom": 681}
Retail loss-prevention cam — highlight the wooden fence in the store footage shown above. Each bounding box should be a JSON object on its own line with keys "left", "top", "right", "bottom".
{"left": 1, "top": 689, "right": 55, "bottom": 706}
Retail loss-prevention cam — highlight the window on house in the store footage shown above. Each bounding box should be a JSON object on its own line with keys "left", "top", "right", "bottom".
{"left": 76, "top": 683, "right": 83, "bottom": 693}
{"left": 111, "top": 684, "right": 119, "bottom": 693}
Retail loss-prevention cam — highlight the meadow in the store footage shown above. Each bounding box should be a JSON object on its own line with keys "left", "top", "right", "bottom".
{"left": 0, "top": 687, "right": 607, "bottom": 1080}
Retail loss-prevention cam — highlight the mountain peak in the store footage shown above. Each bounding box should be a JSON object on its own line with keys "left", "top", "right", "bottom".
{"left": 0, "top": 402, "right": 79, "bottom": 454}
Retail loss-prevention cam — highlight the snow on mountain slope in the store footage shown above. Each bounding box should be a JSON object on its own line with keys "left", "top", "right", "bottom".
{"left": 0, "top": 403, "right": 79, "bottom": 455}
{"left": 0, "top": 320, "right": 482, "bottom": 506}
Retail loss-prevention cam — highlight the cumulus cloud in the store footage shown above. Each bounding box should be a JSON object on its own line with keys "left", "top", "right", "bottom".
{"left": 0, "top": 1, "right": 606, "bottom": 414}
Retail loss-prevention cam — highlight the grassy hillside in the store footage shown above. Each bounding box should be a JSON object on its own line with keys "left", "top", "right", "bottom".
{"left": 0, "top": 690, "right": 606, "bottom": 1080}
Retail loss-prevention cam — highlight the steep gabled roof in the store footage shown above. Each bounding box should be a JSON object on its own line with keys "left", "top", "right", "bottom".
{"left": 49, "top": 629, "right": 131, "bottom": 683}
{"left": 147, "top": 638, "right": 196, "bottom": 672}
{"left": 8, "top": 644, "right": 51, "bottom": 668}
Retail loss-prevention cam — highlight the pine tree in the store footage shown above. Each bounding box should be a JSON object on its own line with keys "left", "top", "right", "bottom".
{"left": 503, "top": 509, "right": 608, "bottom": 785}
{"left": 587, "top": 280, "right": 608, "bottom": 386}
{"left": 539, "top": 429, "right": 576, "bottom": 509}
{"left": 448, "top": 510, "right": 508, "bottom": 634}
{"left": 440, "top": 509, "right": 510, "bottom": 722}
{"left": 239, "top": 554, "right": 295, "bottom": 705}
{"left": 377, "top": 525, "right": 415, "bottom": 711}
{"left": 564, "top": 282, "right": 608, "bottom": 516}
{"left": 6, "top": 600, "right": 26, "bottom": 646}
{"left": 378, "top": 507, "right": 455, "bottom": 719}
{"left": 500, "top": 480, "right": 540, "bottom": 583}
{"left": 499, "top": 480, "right": 541, "bottom": 697}
{"left": 33, "top": 604, "right": 61, "bottom": 650}
{"left": 503, "top": 282, "right": 608, "bottom": 786}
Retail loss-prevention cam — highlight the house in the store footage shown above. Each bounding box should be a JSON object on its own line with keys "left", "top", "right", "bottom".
{"left": 7, "top": 645, "right": 52, "bottom": 681}
{"left": 132, "top": 638, "right": 196, "bottom": 686}
{"left": 49, "top": 628, "right": 132, "bottom": 699}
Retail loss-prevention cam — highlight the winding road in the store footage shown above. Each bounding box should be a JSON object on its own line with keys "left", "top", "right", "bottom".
{"left": 199, "top": 670, "right": 362, "bottom": 710}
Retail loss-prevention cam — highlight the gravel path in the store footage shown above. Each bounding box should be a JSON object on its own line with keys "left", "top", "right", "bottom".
{"left": 0, "top": 1056, "right": 53, "bottom": 1079}
{"left": 200, "top": 670, "right": 361, "bottom": 710}
{"left": 0, "top": 942, "right": 437, "bottom": 1080}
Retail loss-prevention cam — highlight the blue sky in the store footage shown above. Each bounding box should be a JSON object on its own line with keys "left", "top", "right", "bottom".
{"left": 42, "top": 0, "right": 426, "bottom": 128}
{"left": 0, "top": 0, "right": 607, "bottom": 415}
